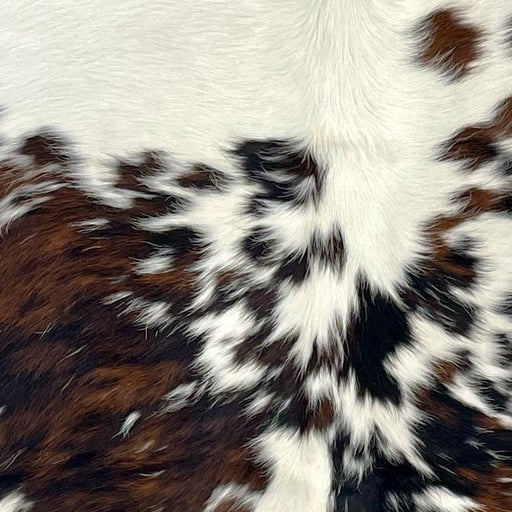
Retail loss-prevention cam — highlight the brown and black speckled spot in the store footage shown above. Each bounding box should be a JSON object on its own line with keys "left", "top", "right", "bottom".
{"left": 131, "top": 227, "right": 205, "bottom": 309}
{"left": 412, "top": 93, "right": 512, "bottom": 339}
{"left": 403, "top": 225, "right": 476, "bottom": 336}
{"left": 335, "top": 350, "right": 511, "bottom": 512}
{"left": 243, "top": 227, "right": 275, "bottom": 265}
{"left": 417, "top": 9, "right": 483, "bottom": 81}
{"left": 276, "top": 250, "right": 311, "bottom": 284}
{"left": 233, "top": 329, "right": 336, "bottom": 434}
{"left": 114, "top": 151, "right": 165, "bottom": 191}
{"left": 424, "top": 221, "right": 478, "bottom": 290}
{"left": 413, "top": 361, "right": 512, "bottom": 512}
{"left": 0, "top": 136, "right": 270, "bottom": 511}
{"left": 463, "top": 416, "right": 512, "bottom": 512}
{"left": 267, "top": 361, "right": 335, "bottom": 434}
{"left": 235, "top": 221, "right": 345, "bottom": 433}
{"left": 402, "top": 184, "right": 511, "bottom": 337}
{"left": 114, "top": 151, "right": 186, "bottom": 217}
{"left": 303, "top": 398, "right": 335, "bottom": 433}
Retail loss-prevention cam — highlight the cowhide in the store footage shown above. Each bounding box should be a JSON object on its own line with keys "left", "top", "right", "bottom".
{"left": 0, "top": 1, "right": 511, "bottom": 511}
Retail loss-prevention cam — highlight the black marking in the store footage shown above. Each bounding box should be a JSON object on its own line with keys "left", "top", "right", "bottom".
{"left": 331, "top": 435, "right": 425, "bottom": 512}
{"left": 500, "top": 158, "right": 512, "bottom": 176}
{"left": 500, "top": 193, "right": 512, "bottom": 213}
{"left": 495, "top": 334, "right": 512, "bottom": 366}
{"left": 234, "top": 140, "right": 321, "bottom": 206}
{"left": 415, "top": 385, "right": 498, "bottom": 497}
{"left": 476, "top": 378, "right": 509, "bottom": 413}
{"left": 148, "top": 227, "right": 203, "bottom": 256}
{"left": 244, "top": 286, "right": 278, "bottom": 320}
{"left": 65, "top": 451, "right": 99, "bottom": 469}
{"left": 403, "top": 266, "right": 477, "bottom": 336}
{"left": 277, "top": 250, "right": 310, "bottom": 284}
{"left": 0, "top": 473, "right": 25, "bottom": 497}
{"left": 344, "top": 282, "right": 408, "bottom": 404}
{"left": 243, "top": 228, "right": 273, "bottom": 263}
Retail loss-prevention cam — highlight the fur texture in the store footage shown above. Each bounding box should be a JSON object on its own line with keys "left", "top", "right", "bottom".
{"left": 0, "top": 1, "right": 511, "bottom": 511}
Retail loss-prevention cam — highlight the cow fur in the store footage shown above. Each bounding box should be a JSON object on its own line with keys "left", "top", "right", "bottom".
{"left": 0, "top": 1, "right": 511, "bottom": 511}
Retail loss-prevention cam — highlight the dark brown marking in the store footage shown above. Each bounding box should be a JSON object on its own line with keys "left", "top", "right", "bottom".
{"left": 441, "top": 127, "right": 497, "bottom": 170}
{"left": 11, "top": 342, "right": 76, "bottom": 376}
{"left": 457, "top": 422, "right": 512, "bottom": 512}
{"left": 441, "top": 97, "right": 512, "bottom": 171}
{"left": 304, "top": 398, "right": 335, "bottom": 432}
{"left": 177, "top": 164, "right": 228, "bottom": 190}
{"left": 415, "top": 356, "right": 512, "bottom": 511}
{"left": 416, "top": 387, "right": 459, "bottom": 427}
{"left": 19, "top": 131, "right": 75, "bottom": 167}
{"left": 418, "top": 9, "right": 483, "bottom": 80}
{"left": 0, "top": 142, "right": 269, "bottom": 511}
{"left": 131, "top": 251, "right": 201, "bottom": 304}
{"left": 425, "top": 218, "right": 478, "bottom": 289}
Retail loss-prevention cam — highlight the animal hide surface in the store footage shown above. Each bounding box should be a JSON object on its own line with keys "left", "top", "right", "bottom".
{"left": 0, "top": 2, "right": 511, "bottom": 511}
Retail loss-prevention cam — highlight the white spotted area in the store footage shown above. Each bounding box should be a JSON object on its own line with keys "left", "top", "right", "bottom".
{"left": 0, "top": 1, "right": 301, "bottom": 173}
{"left": 118, "top": 411, "right": 141, "bottom": 438}
{"left": 273, "top": 265, "right": 352, "bottom": 369}
{"left": 135, "top": 253, "right": 174, "bottom": 275}
{"left": 202, "top": 484, "right": 261, "bottom": 512}
{"left": 251, "top": 429, "right": 332, "bottom": 512}
{"left": 162, "top": 382, "right": 200, "bottom": 413}
{"left": 0, "top": 493, "right": 32, "bottom": 512}
{"left": 413, "top": 487, "right": 480, "bottom": 512}
{"left": 336, "top": 375, "right": 433, "bottom": 478}
{"left": 191, "top": 305, "right": 267, "bottom": 393}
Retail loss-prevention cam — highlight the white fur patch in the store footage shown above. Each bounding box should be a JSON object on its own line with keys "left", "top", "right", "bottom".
{"left": 252, "top": 429, "right": 332, "bottom": 512}
{"left": 0, "top": 493, "right": 32, "bottom": 512}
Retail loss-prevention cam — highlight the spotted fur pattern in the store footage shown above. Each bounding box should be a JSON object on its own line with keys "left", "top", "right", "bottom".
{"left": 0, "top": 2, "right": 511, "bottom": 511}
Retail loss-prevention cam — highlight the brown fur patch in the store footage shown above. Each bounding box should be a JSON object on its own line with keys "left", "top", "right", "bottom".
{"left": 11, "top": 342, "right": 76, "bottom": 376}
{"left": 416, "top": 358, "right": 512, "bottom": 511}
{"left": 131, "top": 251, "right": 202, "bottom": 303}
{"left": 177, "top": 164, "right": 229, "bottom": 191}
{"left": 441, "top": 97, "right": 512, "bottom": 170}
{"left": 423, "top": 185, "right": 509, "bottom": 288}
{"left": 473, "top": 467, "right": 512, "bottom": 512}
{"left": 418, "top": 9, "right": 483, "bottom": 80}
{"left": 458, "top": 454, "right": 512, "bottom": 512}
{"left": 304, "top": 398, "right": 335, "bottom": 432}
{"left": 417, "top": 387, "right": 458, "bottom": 426}
{"left": 0, "top": 145, "right": 269, "bottom": 510}
{"left": 19, "top": 131, "right": 75, "bottom": 167}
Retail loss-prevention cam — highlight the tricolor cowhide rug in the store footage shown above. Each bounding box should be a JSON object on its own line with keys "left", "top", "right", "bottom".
{"left": 0, "top": 2, "right": 511, "bottom": 511}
